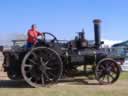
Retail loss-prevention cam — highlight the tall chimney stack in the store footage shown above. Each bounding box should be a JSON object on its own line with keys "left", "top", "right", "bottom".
{"left": 93, "top": 19, "right": 101, "bottom": 49}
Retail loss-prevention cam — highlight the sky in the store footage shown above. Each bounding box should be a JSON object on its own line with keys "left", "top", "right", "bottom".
{"left": 0, "top": 0, "right": 128, "bottom": 44}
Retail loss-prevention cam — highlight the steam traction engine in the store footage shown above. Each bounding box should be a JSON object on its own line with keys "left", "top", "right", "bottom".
{"left": 1, "top": 19, "right": 120, "bottom": 87}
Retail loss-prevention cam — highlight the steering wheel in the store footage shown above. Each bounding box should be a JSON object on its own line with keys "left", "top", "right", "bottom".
{"left": 40, "top": 32, "right": 58, "bottom": 43}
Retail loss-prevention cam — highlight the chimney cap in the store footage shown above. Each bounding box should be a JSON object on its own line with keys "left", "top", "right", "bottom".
{"left": 93, "top": 19, "right": 101, "bottom": 24}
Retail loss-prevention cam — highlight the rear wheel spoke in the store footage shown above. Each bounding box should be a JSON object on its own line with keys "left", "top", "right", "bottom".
{"left": 41, "top": 74, "right": 45, "bottom": 86}
{"left": 24, "top": 64, "right": 33, "bottom": 68}
{"left": 29, "top": 59, "right": 38, "bottom": 65}
{"left": 47, "top": 67, "right": 58, "bottom": 71}
{"left": 48, "top": 72, "right": 57, "bottom": 78}
{"left": 43, "top": 72, "right": 51, "bottom": 81}
{"left": 40, "top": 57, "right": 44, "bottom": 64}
{"left": 46, "top": 67, "right": 52, "bottom": 70}
{"left": 31, "top": 52, "right": 38, "bottom": 60}
{"left": 28, "top": 77, "right": 32, "bottom": 81}
{"left": 44, "top": 61, "right": 49, "bottom": 65}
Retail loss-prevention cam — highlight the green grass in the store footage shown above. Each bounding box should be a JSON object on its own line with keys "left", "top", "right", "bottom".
{"left": 119, "top": 72, "right": 128, "bottom": 80}
{"left": 0, "top": 72, "right": 128, "bottom": 96}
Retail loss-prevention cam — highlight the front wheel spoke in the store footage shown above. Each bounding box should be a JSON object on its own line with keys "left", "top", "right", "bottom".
{"left": 99, "top": 73, "right": 104, "bottom": 79}
{"left": 112, "top": 69, "right": 118, "bottom": 74}
{"left": 107, "top": 75, "right": 110, "bottom": 83}
{"left": 100, "top": 74, "right": 105, "bottom": 81}
{"left": 108, "top": 73, "right": 115, "bottom": 80}
{"left": 97, "top": 70, "right": 102, "bottom": 74}
{"left": 102, "top": 74, "right": 105, "bottom": 80}
{"left": 111, "top": 72, "right": 117, "bottom": 76}
{"left": 105, "top": 63, "right": 109, "bottom": 68}
{"left": 96, "top": 70, "right": 103, "bottom": 77}
{"left": 100, "top": 65, "right": 105, "bottom": 70}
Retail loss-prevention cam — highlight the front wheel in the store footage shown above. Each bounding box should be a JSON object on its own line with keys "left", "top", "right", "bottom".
{"left": 95, "top": 58, "right": 120, "bottom": 84}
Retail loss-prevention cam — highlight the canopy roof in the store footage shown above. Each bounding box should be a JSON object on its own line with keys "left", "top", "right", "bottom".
{"left": 112, "top": 40, "right": 128, "bottom": 47}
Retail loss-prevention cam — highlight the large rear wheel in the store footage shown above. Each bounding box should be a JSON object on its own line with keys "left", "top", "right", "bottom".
{"left": 21, "top": 47, "right": 63, "bottom": 87}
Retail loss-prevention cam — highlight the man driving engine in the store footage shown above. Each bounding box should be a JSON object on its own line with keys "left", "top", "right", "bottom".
{"left": 27, "top": 24, "right": 43, "bottom": 48}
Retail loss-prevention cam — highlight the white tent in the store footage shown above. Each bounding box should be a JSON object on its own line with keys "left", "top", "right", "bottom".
{"left": 101, "top": 39, "right": 122, "bottom": 48}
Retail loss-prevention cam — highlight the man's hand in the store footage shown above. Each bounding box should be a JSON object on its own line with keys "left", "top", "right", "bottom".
{"left": 33, "top": 38, "right": 38, "bottom": 45}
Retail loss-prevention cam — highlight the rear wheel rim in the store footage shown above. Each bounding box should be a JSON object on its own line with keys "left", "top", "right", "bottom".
{"left": 21, "top": 47, "right": 63, "bottom": 87}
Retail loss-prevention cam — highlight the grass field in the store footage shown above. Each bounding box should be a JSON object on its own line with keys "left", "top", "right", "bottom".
{"left": 0, "top": 72, "right": 128, "bottom": 96}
